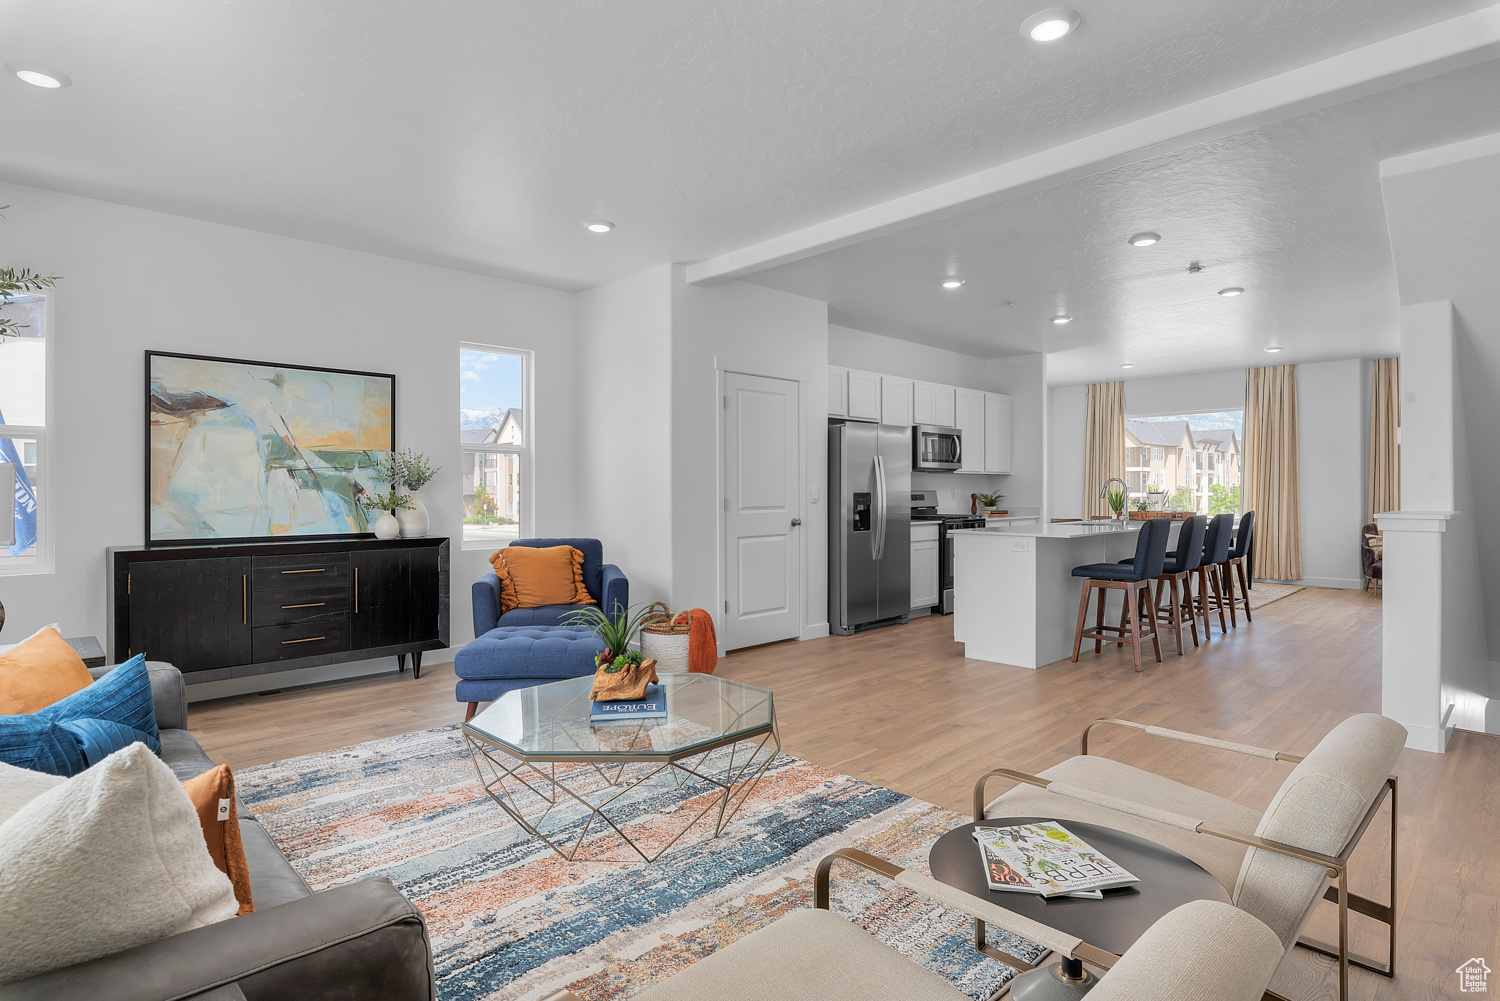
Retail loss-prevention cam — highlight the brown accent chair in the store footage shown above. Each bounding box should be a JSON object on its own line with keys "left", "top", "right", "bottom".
{"left": 1362, "top": 523, "right": 1383, "bottom": 593}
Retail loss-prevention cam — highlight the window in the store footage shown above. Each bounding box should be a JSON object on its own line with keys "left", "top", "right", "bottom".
{"left": 0, "top": 292, "right": 51, "bottom": 574}
{"left": 1126, "top": 411, "right": 1242, "bottom": 515}
{"left": 460, "top": 344, "right": 530, "bottom": 549}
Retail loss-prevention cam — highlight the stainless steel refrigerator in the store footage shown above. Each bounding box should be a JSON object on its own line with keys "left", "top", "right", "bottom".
{"left": 828, "top": 422, "right": 912, "bottom": 635}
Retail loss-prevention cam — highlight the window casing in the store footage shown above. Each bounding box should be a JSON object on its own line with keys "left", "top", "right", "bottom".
{"left": 461, "top": 344, "right": 531, "bottom": 550}
{"left": 0, "top": 290, "right": 53, "bottom": 575}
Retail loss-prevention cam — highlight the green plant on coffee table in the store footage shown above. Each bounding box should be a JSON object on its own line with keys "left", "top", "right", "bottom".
{"left": 359, "top": 488, "right": 413, "bottom": 513}
{"left": 976, "top": 491, "right": 1004, "bottom": 508}
{"left": 562, "top": 603, "right": 656, "bottom": 672}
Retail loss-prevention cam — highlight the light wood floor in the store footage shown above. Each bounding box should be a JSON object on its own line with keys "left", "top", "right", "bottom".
{"left": 190, "top": 586, "right": 1497, "bottom": 1001}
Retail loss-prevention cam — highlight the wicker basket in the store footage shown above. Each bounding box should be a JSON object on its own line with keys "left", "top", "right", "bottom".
{"left": 640, "top": 600, "right": 692, "bottom": 673}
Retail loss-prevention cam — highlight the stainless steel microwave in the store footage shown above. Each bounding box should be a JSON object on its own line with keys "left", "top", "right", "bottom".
{"left": 913, "top": 424, "right": 962, "bottom": 472}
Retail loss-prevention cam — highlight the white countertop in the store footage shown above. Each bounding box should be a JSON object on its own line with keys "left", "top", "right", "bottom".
{"left": 949, "top": 521, "right": 1141, "bottom": 540}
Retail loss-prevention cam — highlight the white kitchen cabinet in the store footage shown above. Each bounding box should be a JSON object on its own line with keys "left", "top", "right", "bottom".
{"left": 954, "top": 388, "right": 986, "bottom": 473}
{"left": 846, "top": 369, "right": 882, "bottom": 421}
{"left": 911, "top": 522, "right": 940, "bottom": 609}
{"left": 827, "top": 366, "right": 848, "bottom": 417}
{"left": 880, "top": 375, "right": 914, "bottom": 427}
{"left": 984, "top": 393, "right": 1012, "bottom": 474}
{"left": 912, "top": 382, "right": 956, "bottom": 427}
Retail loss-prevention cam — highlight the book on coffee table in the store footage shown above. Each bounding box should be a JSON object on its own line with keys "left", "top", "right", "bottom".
{"left": 590, "top": 684, "right": 668, "bottom": 723}
{"left": 972, "top": 821, "right": 1138, "bottom": 898}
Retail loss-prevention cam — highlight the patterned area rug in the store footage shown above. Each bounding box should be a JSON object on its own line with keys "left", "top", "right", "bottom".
{"left": 1245, "top": 582, "right": 1304, "bottom": 609}
{"left": 237, "top": 727, "right": 1044, "bottom": 1001}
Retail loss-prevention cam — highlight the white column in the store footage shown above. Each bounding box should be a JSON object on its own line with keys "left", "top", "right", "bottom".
{"left": 1376, "top": 511, "right": 1454, "bottom": 752}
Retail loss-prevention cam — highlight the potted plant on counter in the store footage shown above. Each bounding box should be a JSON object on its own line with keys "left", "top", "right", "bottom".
{"left": 976, "top": 491, "right": 1006, "bottom": 516}
{"left": 359, "top": 488, "right": 411, "bottom": 540}
{"left": 380, "top": 448, "right": 439, "bottom": 537}
{"left": 1107, "top": 487, "right": 1126, "bottom": 521}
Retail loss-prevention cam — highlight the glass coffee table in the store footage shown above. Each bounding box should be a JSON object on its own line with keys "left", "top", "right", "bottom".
{"left": 462, "top": 673, "right": 779, "bottom": 862}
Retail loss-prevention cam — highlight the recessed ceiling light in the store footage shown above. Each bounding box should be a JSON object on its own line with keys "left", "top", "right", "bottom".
{"left": 1121, "top": 363, "right": 1135, "bottom": 369}
{"left": 941, "top": 279, "right": 965, "bottom": 289}
{"left": 584, "top": 221, "right": 615, "bottom": 233}
{"left": 1218, "top": 287, "right": 1245, "bottom": 297}
{"left": 1021, "top": 8, "right": 1082, "bottom": 41}
{"left": 1263, "top": 346, "right": 1282, "bottom": 353}
{"left": 1127, "top": 232, "right": 1161, "bottom": 247}
{"left": 1051, "top": 315, "right": 1072, "bottom": 325}
{"left": 6, "top": 63, "right": 71, "bottom": 89}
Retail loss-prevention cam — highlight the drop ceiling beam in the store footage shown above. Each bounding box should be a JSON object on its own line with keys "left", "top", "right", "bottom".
{"left": 684, "top": 5, "right": 1500, "bottom": 286}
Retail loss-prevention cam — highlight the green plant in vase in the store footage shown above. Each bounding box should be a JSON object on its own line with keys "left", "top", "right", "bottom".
{"left": 976, "top": 491, "right": 1004, "bottom": 512}
{"left": 1107, "top": 489, "right": 1126, "bottom": 517}
{"left": 378, "top": 448, "right": 440, "bottom": 538}
{"left": 358, "top": 488, "right": 411, "bottom": 540}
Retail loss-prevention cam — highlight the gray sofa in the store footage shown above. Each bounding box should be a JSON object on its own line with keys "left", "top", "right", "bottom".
{"left": 4, "top": 662, "right": 436, "bottom": 1001}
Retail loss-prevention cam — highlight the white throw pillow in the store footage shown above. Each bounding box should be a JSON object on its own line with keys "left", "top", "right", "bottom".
{"left": 0, "top": 742, "right": 239, "bottom": 984}
{"left": 0, "top": 759, "right": 63, "bottom": 825}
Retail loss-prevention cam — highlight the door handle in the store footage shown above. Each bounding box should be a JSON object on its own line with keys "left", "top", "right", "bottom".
{"left": 790, "top": 518, "right": 802, "bottom": 527}
{"left": 873, "top": 455, "right": 887, "bottom": 561}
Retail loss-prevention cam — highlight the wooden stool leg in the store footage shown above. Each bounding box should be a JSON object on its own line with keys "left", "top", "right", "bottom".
{"left": 1117, "top": 588, "right": 1129, "bottom": 648}
{"left": 1072, "top": 581, "right": 1091, "bottom": 662}
{"left": 1163, "top": 576, "right": 1183, "bottom": 655}
{"left": 1210, "top": 566, "right": 1228, "bottom": 632}
{"left": 1179, "top": 575, "right": 1199, "bottom": 648}
{"left": 1236, "top": 559, "right": 1253, "bottom": 622}
{"left": 1196, "top": 567, "right": 1213, "bottom": 641}
{"left": 1095, "top": 582, "right": 1107, "bottom": 653}
{"left": 1145, "top": 583, "right": 1162, "bottom": 662}
{"left": 1221, "top": 561, "right": 1239, "bottom": 628}
{"left": 1125, "top": 585, "right": 1143, "bottom": 672}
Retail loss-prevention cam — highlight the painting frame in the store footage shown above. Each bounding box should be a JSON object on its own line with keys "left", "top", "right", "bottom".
{"left": 145, "top": 350, "right": 397, "bottom": 548}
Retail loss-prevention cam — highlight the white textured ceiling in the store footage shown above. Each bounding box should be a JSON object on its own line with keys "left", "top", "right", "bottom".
{"left": 744, "top": 59, "right": 1500, "bottom": 384}
{"left": 0, "top": 0, "right": 1492, "bottom": 290}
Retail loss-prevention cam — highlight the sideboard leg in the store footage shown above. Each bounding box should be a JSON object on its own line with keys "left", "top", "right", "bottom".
{"left": 397, "top": 653, "right": 407, "bottom": 673}
{"left": 412, "top": 652, "right": 423, "bottom": 679}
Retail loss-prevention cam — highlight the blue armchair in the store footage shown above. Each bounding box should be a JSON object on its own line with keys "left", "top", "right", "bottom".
{"left": 457, "top": 538, "right": 629, "bottom": 718}
{"left": 470, "top": 537, "right": 628, "bottom": 634}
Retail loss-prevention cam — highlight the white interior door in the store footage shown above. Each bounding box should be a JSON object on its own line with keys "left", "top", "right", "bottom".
{"left": 723, "top": 372, "right": 803, "bottom": 650}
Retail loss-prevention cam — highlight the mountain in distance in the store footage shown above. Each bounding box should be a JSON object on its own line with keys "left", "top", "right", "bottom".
{"left": 460, "top": 408, "right": 508, "bottom": 430}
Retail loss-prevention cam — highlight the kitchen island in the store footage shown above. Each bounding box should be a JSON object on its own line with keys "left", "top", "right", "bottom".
{"left": 951, "top": 522, "right": 1142, "bottom": 669}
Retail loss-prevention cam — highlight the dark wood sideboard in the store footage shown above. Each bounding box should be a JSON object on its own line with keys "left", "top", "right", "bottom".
{"left": 107, "top": 538, "right": 449, "bottom": 683}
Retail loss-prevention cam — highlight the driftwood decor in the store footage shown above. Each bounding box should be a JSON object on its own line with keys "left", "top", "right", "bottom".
{"left": 590, "top": 654, "right": 659, "bottom": 701}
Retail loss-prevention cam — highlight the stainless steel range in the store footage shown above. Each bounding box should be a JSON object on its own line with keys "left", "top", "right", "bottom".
{"left": 910, "top": 489, "right": 984, "bottom": 615}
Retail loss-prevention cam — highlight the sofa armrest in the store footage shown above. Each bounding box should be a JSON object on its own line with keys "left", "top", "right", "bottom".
{"left": 89, "top": 660, "right": 187, "bottom": 731}
{"left": 2, "top": 877, "right": 433, "bottom": 1001}
{"left": 472, "top": 573, "right": 502, "bottom": 636}
{"left": 601, "top": 564, "right": 628, "bottom": 619}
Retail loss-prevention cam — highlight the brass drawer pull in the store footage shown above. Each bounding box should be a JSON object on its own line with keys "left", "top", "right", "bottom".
{"left": 282, "top": 602, "right": 326, "bottom": 609}
{"left": 281, "top": 568, "right": 326, "bottom": 574}
{"left": 281, "top": 636, "right": 326, "bottom": 645}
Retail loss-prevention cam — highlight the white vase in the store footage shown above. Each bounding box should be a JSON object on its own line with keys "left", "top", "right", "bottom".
{"left": 373, "top": 511, "right": 400, "bottom": 540}
{"left": 396, "top": 495, "right": 428, "bottom": 538}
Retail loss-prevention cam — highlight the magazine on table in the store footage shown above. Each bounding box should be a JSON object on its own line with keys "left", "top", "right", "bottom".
{"left": 972, "top": 822, "right": 1138, "bottom": 899}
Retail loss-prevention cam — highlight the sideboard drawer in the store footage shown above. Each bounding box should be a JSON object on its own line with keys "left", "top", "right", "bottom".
{"left": 252, "top": 584, "right": 351, "bottom": 626}
{"left": 251, "top": 553, "right": 350, "bottom": 590}
{"left": 252, "top": 617, "right": 350, "bottom": 662}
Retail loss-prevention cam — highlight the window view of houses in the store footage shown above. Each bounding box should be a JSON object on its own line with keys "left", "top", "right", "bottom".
{"left": 1124, "top": 412, "right": 1242, "bottom": 515}
{"left": 459, "top": 347, "right": 525, "bottom": 547}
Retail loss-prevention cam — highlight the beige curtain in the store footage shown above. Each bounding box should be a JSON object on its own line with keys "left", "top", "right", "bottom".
{"left": 1368, "top": 358, "right": 1400, "bottom": 523}
{"left": 1082, "top": 382, "right": 1125, "bottom": 519}
{"left": 1243, "top": 365, "right": 1302, "bottom": 580}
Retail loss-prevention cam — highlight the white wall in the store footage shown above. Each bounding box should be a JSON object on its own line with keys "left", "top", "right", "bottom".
{"left": 673, "top": 273, "right": 829, "bottom": 637}
{"left": 0, "top": 180, "right": 580, "bottom": 691}
{"left": 1295, "top": 359, "right": 1369, "bottom": 589}
{"left": 1049, "top": 384, "right": 1087, "bottom": 520}
{"left": 575, "top": 266, "right": 676, "bottom": 608}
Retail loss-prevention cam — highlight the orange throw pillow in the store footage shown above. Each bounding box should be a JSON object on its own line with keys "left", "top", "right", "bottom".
{"left": 180, "top": 765, "right": 254, "bottom": 915}
{"left": 0, "top": 625, "right": 95, "bottom": 715}
{"left": 489, "top": 545, "right": 595, "bottom": 613}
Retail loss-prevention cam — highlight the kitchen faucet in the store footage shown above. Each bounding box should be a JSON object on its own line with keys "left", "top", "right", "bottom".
{"left": 1100, "top": 477, "right": 1128, "bottom": 519}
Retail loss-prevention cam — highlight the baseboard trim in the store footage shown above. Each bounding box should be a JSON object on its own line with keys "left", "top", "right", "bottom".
{"left": 1252, "top": 577, "right": 1363, "bottom": 589}
{"left": 800, "top": 622, "right": 830, "bottom": 640}
{"left": 1400, "top": 721, "right": 1452, "bottom": 753}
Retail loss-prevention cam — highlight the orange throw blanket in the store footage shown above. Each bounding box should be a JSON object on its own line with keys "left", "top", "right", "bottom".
{"left": 687, "top": 609, "right": 718, "bottom": 674}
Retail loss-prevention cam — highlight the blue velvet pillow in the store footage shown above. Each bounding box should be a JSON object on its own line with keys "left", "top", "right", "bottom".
{"left": 0, "top": 654, "right": 160, "bottom": 776}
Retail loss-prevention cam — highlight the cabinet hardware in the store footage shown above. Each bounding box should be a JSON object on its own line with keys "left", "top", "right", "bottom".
{"left": 281, "top": 636, "right": 326, "bottom": 645}
{"left": 127, "top": 573, "right": 131, "bottom": 595}
{"left": 281, "top": 568, "right": 326, "bottom": 574}
{"left": 243, "top": 575, "right": 248, "bottom": 624}
{"left": 282, "top": 602, "right": 325, "bottom": 609}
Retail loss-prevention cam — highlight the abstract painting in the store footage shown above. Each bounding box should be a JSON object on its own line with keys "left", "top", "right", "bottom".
{"left": 147, "top": 352, "right": 394, "bottom": 544}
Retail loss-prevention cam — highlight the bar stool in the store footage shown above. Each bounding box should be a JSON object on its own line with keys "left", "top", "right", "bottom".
{"left": 1194, "top": 513, "right": 1234, "bottom": 636}
{"left": 1219, "top": 510, "right": 1255, "bottom": 625}
{"left": 1136, "top": 515, "right": 1208, "bottom": 655}
{"left": 1070, "top": 517, "right": 1171, "bottom": 672}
